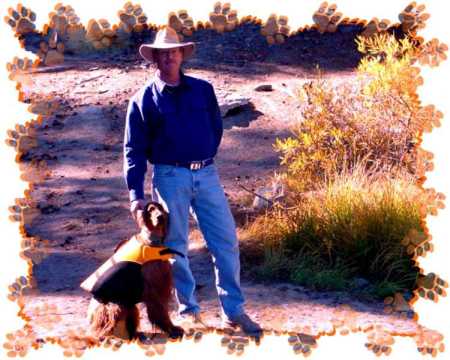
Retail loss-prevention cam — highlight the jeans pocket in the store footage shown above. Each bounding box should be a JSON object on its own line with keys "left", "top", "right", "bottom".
{"left": 153, "top": 165, "right": 176, "bottom": 178}
{"left": 201, "top": 163, "right": 217, "bottom": 175}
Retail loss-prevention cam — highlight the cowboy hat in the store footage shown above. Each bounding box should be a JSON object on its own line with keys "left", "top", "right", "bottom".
{"left": 139, "top": 26, "right": 195, "bottom": 62}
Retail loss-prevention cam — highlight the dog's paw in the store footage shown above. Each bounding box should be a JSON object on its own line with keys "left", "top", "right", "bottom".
{"left": 399, "top": 2, "right": 430, "bottom": 34}
{"left": 168, "top": 325, "right": 184, "bottom": 340}
{"left": 60, "top": 328, "right": 99, "bottom": 356}
{"left": 219, "top": 331, "right": 250, "bottom": 355}
{"left": 101, "top": 336, "right": 123, "bottom": 351}
{"left": 48, "top": 4, "right": 85, "bottom": 51}
{"left": 415, "top": 328, "right": 445, "bottom": 356}
{"left": 419, "top": 188, "right": 446, "bottom": 217}
{"left": 5, "top": 124, "right": 39, "bottom": 158}
{"left": 20, "top": 159, "right": 52, "bottom": 183}
{"left": 209, "top": 2, "right": 239, "bottom": 33}
{"left": 312, "top": 2, "right": 343, "bottom": 34}
{"left": 6, "top": 57, "right": 36, "bottom": 78}
{"left": 287, "top": 333, "right": 317, "bottom": 356}
{"left": 36, "top": 30, "right": 65, "bottom": 66}
{"left": 7, "top": 276, "right": 33, "bottom": 302}
{"left": 418, "top": 38, "right": 448, "bottom": 67}
{"left": 46, "top": 3, "right": 71, "bottom": 38}
{"left": 20, "top": 234, "right": 48, "bottom": 263}
{"left": 28, "top": 98, "right": 60, "bottom": 118}
{"left": 222, "top": 335, "right": 249, "bottom": 355}
{"left": 3, "top": 326, "right": 38, "bottom": 357}
{"left": 4, "top": 4, "right": 37, "bottom": 35}
{"left": 86, "top": 19, "right": 115, "bottom": 49}
{"left": 414, "top": 105, "right": 444, "bottom": 135}
{"left": 401, "top": 228, "right": 433, "bottom": 258}
{"left": 261, "top": 14, "right": 290, "bottom": 45}
{"left": 168, "top": 10, "right": 195, "bottom": 40}
{"left": 383, "top": 293, "right": 412, "bottom": 318}
{"left": 8, "top": 199, "right": 40, "bottom": 226}
{"left": 117, "top": 1, "right": 148, "bottom": 33}
{"left": 330, "top": 307, "right": 361, "bottom": 336}
{"left": 365, "top": 325, "right": 395, "bottom": 356}
{"left": 416, "top": 272, "right": 448, "bottom": 302}
{"left": 361, "top": 18, "right": 391, "bottom": 37}
{"left": 414, "top": 148, "right": 434, "bottom": 176}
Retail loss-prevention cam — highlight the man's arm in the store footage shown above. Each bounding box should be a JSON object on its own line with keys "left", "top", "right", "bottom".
{"left": 123, "top": 95, "right": 149, "bottom": 204}
{"left": 206, "top": 83, "right": 223, "bottom": 150}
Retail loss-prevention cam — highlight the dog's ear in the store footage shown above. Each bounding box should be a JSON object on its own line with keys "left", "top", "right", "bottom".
{"left": 142, "top": 203, "right": 154, "bottom": 231}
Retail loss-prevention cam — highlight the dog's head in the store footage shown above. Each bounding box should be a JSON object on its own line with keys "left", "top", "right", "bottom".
{"left": 137, "top": 202, "right": 169, "bottom": 246}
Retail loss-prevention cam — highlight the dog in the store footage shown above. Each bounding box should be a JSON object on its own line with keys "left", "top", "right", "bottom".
{"left": 81, "top": 202, "right": 184, "bottom": 340}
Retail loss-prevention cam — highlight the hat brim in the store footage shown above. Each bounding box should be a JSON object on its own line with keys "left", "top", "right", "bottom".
{"left": 139, "top": 43, "right": 195, "bottom": 62}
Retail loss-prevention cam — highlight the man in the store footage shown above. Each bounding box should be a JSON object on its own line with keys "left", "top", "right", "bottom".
{"left": 123, "top": 26, "right": 261, "bottom": 335}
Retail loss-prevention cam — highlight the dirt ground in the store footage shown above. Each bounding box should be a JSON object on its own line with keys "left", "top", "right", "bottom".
{"left": 10, "top": 27, "right": 425, "bottom": 346}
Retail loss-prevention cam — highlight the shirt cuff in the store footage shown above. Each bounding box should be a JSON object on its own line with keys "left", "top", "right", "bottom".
{"left": 129, "top": 189, "right": 144, "bottom": 203}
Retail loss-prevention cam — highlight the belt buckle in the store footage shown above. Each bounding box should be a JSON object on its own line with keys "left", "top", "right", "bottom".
{"left": 190, "top": 161, "right": 202, "bottom": 170}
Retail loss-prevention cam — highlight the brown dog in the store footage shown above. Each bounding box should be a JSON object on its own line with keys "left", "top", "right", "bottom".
{"left": 81, "top": 202, "right": 184, "bottom": 340}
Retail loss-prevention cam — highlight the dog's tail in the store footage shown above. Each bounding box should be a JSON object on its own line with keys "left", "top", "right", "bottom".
{"left": 90, "top": 302, "right": 135, "bottom": 339}
{"left": 91, "top": 302, "right": 123, "bottom": 336}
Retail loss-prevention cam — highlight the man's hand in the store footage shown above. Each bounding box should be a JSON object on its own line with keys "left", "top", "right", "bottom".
{"left": 130, "top": 199, "right": 145, "bottom": 225}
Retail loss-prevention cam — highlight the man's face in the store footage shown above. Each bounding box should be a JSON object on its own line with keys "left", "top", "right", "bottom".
{"left": 154, "top": 47, "right": 183, "bottom": 75}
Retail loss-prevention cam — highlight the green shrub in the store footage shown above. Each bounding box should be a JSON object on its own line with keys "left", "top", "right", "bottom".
{"left": 243, "top": 168, "right": 421, "bottom": 296}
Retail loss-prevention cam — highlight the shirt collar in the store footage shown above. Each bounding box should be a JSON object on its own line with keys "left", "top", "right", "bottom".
{"left": 154, "top": 69, "right": 190, "bottom": 94}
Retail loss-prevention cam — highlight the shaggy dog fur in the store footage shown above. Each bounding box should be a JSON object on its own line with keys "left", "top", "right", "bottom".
{"left": 85, "top": 202, "right": 184, "bottom": 340}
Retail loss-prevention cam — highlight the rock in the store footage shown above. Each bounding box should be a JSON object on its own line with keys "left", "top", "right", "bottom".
{"left": 254, "top": 84, "right": 273, "bottom": 92}
{"left": 217, "top": 91, "right": 250, "bottom": 117}
{"left": 252, "top": 176, "right": 285, "bottom": 211}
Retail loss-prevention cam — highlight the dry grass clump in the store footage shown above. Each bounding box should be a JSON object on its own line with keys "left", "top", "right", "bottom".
{"left": 243, "top": 167, "right": 421, "bottom": 295}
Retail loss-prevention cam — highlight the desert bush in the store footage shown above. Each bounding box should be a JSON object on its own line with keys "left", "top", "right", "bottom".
{"left": 274, "top": 34, "right": 424, "bottom": 194}
{"left": 273, "top": 33, "right": 441, "bottom": 195}
{"left": 242, "top": 33, "right": 443, "bottom": 297}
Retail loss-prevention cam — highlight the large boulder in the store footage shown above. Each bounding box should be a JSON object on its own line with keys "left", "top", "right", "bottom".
{"left": 216, "top": 90, "right": 250, "bottom": 117}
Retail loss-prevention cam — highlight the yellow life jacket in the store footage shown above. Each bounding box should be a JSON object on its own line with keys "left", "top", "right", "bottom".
{"left": 80, "top": 236, "right": 176, "bottom": 293}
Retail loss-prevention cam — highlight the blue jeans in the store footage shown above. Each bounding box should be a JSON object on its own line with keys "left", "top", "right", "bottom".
{"left": 151, "top": 163, "right": 245, "bottom": 318}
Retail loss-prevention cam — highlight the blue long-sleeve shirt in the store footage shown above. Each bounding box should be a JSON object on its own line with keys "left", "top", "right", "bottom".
{"left": 123, "top": 70, "right": 223, "bottom": 202}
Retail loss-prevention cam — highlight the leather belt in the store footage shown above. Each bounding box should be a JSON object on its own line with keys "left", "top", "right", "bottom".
{"left": 173, "top": 158, "right": 214, "bottom": 171}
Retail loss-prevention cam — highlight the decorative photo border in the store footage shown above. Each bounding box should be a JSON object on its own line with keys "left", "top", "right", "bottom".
{"left": 1, "top": 0, "right": 449, "bottom": 358}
